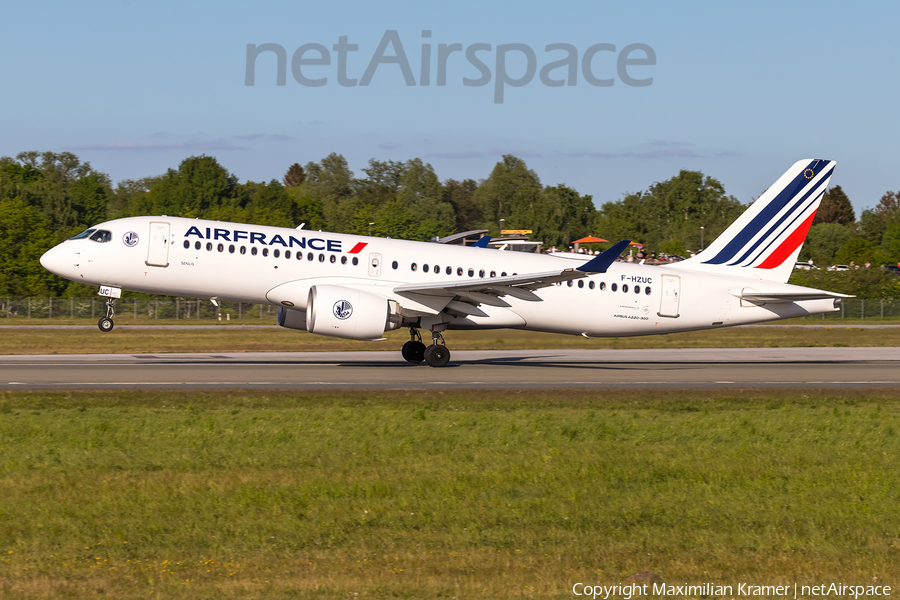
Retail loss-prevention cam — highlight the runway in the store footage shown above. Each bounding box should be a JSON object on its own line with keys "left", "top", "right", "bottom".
{"left": 2, "top": 347, "right": 900, "bottom": 390}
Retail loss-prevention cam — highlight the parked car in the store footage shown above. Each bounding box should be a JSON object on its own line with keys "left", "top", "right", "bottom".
{"left": 794, "top": 261, "right": 817, "bottom": 270}
{"left": 827, "top": 264, "right": 850, "bottom": 271}
{"left": 882, "top": 265, "right": 900, "bottom": 275}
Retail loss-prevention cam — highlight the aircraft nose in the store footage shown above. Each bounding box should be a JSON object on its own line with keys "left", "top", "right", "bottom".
{"left": 40, "top": 244, "right": 73, "bottom": 277}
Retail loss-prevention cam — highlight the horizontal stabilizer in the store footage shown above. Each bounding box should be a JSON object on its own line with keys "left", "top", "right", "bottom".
{"left": 739, "top": 290, "right": 852, "bottom": 303}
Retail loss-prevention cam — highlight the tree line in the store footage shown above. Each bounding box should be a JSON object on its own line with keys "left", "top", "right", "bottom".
{"left": 2, "top": 150, "right": 900, "bottom": 298}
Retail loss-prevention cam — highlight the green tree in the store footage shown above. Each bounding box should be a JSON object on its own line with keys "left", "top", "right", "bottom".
{"left": 800, "top": 223, "right": 854, "bottom": 267}
{"left": 443, "top": 179, "right": 480, "bottom": 231}
{"left": 0, "top": 197, "right": 60, "bottom": 296}
{"left": 145, "top": 155, "right": 238, "bottom": 217}
{"left": 813, "top": 185, "right": 855, "bottom": 225}
{"left": 472, "top": 155, "right": 541, "bottom": 233}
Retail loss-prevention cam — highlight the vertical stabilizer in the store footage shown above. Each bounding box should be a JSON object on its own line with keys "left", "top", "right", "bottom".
{"left": 673, "top": 159, "right": 836, "bottom": 282}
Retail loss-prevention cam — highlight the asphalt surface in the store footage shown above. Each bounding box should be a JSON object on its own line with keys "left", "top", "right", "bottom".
{"left": 2, "top": 348, "right": 900, "bottom": 390}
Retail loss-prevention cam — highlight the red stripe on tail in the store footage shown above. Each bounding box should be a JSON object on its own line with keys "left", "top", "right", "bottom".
{"left": 348, "top": 242, "right": 368, "bottom": 254}
{"left": 754, "top": 211, "right": 817, "bottom": 270}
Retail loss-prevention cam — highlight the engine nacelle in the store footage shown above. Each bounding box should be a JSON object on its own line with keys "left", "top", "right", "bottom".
{"left": 276, "top": 305, "right": 307, "bottom": 331}
{"left": 306, "top": 285, "right": 401, "bottom": 340}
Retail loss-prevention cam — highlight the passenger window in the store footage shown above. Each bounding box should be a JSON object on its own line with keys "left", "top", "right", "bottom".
{"left": 457, "top": 267, "right": 463, "bottom": 276}
{"left": 479, "top": 269, "right": 485, "bottom": 278}
{"left": 433, "top": 265, "right": 438, "bottom": 273}
{"left": 330, "top": 255, "right": 336, "bottom": 263}
{"left": 446, "top": 266, "right": 452, "bottom": 275}
{"left": 207, "top": 242, "right": 213, "bottom": 251}
{"left": 600, "top": 282, "right": 606, "bottom": 291}
{"left": 589, "top": 281, "right": 595, "bottom": 290}
{"left": 567, "top": 281, "right": 573, "bottom": 287}
{"left": 468, "top": 269, "right": 474, "bottom": 277}
{"left": 490, "top": 271, "right": 496, "bottom": 278}
{"left": 229, "top": 245, "right": 235, "bottom": 254}
{"left": 285, "top": 251, "right": 291, "bottom": 259}
{"left": 392, "top": 261, "right": 398, "bottom": 270}
{"left": 411, "top": 263, "right": 417, "bottom": 271}
{"left": 273, "top": 249, "right": 280, "bottom": 258}
{"left": 635, "top": 285, "right": 641, "bottom": 294}
{"left": 195, "top": 241, "right": 201, "bottom": 250}
{"left": 611, "top": 283, "right": 617, "bottom": 292}
{"left": 69, "top": 229, "right": 96, "bottom": 240}
{"left": 296, "top": 252, "right": 302, "bottom": 260}
{"left": 352, "top": 257, "right": 359, "bottom": 266}
{"left": 251, "top": 247, "right": 258, "bottom": 256}
{"left": 308, "top": 252, "right": 314, "bottom": 261}
{"left": 183, "top": 240, "right": 190, "bottom": 249}
{"left": 578, "top": 280, "right": 584, "bottom": 288}
{"left": 240, "top": 246, "right": 246, "bottom": 255}
{"left": 501, "top": 272, "right": 507, "bottom": 277}
{"left": 341, "top": 256, "right": 347, "bottom": 264}
{"left": 318, "top": 254, "right": 325, "bottom": 262}
{"left": 645, "top": 287, "right": 652, "bottom": 295}
{"left": 423, "top": 264, "right": 430, "bottom": 273}
{"left": 217, "top": 243, "right": 224, "bottom": 252}
{"left": 262, "top": 248, "right": 269, "bottom": 257}
{"left": 622, "top": 284, "right": 628, "bottom": 293}
{"left": 89, "top": 230, "right": 112, "bottom": 243}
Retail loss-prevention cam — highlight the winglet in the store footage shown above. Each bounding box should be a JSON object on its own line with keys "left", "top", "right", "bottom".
{"left": 576, "top": 240, "right": 630, "bottom": 273}
{"left": 472, "top": 235, "right": 491, "bottom": 248}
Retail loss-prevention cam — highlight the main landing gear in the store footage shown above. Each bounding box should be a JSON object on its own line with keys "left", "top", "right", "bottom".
{"left": 98, "top": 297, "right": 115, "bottom": 332}
{"left": 401, "top": 328, "right": 451, "bottom": 367}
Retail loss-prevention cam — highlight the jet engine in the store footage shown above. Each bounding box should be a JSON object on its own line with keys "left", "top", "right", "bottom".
{"left": 276, "top": 305, "right": 307, "bottom": 331}
{"left": 306, "top": 284, "right": 402, "bottom": 340}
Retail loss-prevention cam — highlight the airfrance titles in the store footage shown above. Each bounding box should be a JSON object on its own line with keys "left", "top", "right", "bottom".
{"left": 184, "top": 226, "right": 368, "bottom": 254}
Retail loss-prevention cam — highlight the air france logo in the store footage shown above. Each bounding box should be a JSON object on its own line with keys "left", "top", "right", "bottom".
{"left": 123, "top": 231, "right": 139, "bottom": 247}
{"left": 333, "top": 300, "right": 353, "bottom": 320}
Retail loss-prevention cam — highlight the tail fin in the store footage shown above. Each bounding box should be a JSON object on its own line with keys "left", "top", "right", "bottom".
{"left": 674, "top": 159, "right": 836, "bottom": 283}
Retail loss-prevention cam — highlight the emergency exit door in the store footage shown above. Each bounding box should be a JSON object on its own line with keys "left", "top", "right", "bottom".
{"left": 146, "top": 221, "right": 170, "bottom": 267}
{"left": 658, "top": 274, "right": 681, "bottom": 318}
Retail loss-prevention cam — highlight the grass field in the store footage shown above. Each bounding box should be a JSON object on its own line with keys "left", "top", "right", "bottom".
{"left": 0, "top": 389, "right": 898, "bottom": 599}
{"left": 2, "top": 324, "right": 900, "bottom": 355}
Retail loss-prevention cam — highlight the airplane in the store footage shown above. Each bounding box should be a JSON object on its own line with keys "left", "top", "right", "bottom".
{"left": 40, "top": 159, "right": 847, "bottom": 367}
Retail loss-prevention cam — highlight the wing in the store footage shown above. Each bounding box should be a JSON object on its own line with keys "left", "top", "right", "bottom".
{"left": 393, "top": 240, "right": 630, "bottom": 307}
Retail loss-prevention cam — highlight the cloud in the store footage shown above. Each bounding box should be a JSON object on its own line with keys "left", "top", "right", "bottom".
{"left": 425, "top": 151, "right": 486, "bottom": 159}
{"left": 635, "top": 148, "right": 700, "bottom": 159}
{"left": 487, "top": 148, "right": 543, "bottom": 159}
{"left": 646, "top": 140, "right": 695, "bottom": 147}
{"left": 232, "top": 133, "right": 294, "bottom": 142}
{"left": 72, "top": 138, "right": 245, "bottom": 152}
{"left": 559, "top": 151, "right": 635, "bottom": 159}
{"left": 378, "top": 142, "right": 401, "bottom": 150}
{"left": 715, "top": 150, "right": 742, "bottom": 157}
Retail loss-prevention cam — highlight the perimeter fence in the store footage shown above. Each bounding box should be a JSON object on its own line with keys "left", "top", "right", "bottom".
{"left": 0, "top": 297, "right": 279, "bottom": 322}
{"left": 0, "top": 297, "right": 899, "bottom": 322}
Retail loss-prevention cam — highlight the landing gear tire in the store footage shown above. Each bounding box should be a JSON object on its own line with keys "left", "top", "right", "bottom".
{"left": 401, "top": 340, "right": 427, "bottom": 363}
{"left": 423, "top": 344, "right": 450, "bottom": 367}
{"left": 98, "top": 317, "right": 114, "bottom": 332}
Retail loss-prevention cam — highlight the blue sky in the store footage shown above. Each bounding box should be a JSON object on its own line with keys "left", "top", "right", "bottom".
{"left": 1, "top": 1, "right": 897, "bottom": 212}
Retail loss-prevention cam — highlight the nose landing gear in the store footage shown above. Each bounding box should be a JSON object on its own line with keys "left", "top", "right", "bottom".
{"left": 98, "top": 297, "right": 116, "bottom": 332}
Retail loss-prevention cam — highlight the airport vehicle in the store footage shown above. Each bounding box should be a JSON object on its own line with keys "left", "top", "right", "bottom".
{"left": 40, "top": 159, "right": 847, "bottom": 367}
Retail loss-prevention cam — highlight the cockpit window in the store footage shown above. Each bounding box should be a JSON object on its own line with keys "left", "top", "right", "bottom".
{"left": 69, "top": 228, "right": 96, "bottom": 240}
{"left": 88, "top": 230, "right": 112, "bottom": 243}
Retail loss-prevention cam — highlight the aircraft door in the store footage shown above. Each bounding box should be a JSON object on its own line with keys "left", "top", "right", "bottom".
{"left": 368, "top": 252, "right": 382, "bottom": 277}
{"left": 146, "top": 221, "right": 170, "bottom": 267}
{"left": 658, "top": 274, "right": 681, "bottom": 318}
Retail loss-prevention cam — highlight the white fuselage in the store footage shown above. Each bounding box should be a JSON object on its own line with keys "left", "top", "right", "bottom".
{"left": 41, "top": 216, "right": 838, "bottom": 338}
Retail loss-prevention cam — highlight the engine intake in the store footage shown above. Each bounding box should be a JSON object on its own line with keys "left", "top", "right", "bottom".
{"left": 306, "top": 285, "right": 401, "bottom": 340}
